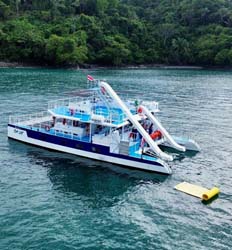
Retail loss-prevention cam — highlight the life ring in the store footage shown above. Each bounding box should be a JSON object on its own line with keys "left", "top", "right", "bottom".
{"left": 150, "top": 130, "right": 162, "bottom": 140}
{"left": 137, "top": 107, "right": 143, "bottom": 114}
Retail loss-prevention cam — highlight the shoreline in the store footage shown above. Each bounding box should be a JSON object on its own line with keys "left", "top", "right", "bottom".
{"left": 0, "top": 61, "right": 231, "bottom": 70}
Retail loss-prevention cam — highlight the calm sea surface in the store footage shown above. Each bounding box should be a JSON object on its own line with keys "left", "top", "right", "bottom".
{"left": 0, "top": 68, "right": 231, "bottom": 250}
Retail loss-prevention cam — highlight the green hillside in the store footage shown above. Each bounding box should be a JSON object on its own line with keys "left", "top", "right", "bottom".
{"left": 0, "top": 0, "right": 232, "bottom": 66}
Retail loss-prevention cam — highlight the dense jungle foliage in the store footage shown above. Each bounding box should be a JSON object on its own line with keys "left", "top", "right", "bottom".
{"left": 0, "top": 0, "right": 232, "bottom": 66}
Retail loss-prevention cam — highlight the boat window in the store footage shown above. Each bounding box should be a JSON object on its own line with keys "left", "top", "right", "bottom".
{"left": 73, "top": 121, "right": 79, "bottom": 127}
{"left": 67, "top": 119, "right": 72, "bottom": 126}
{"left": 80, "top": 123, "right": 86, "bottom": 128}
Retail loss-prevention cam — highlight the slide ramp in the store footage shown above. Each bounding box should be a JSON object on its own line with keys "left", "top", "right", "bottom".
{"left": 140, "top": 105, "right": 186, "bottom": 152}
{"left": 99, "top": 81, "right": 173, "bottom": 161}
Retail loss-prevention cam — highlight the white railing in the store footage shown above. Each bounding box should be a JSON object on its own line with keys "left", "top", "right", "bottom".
{"left": 123, "top": 99, "right": 159, "bottom": 114}
{"left": 92, "top": 107, "right": 126, "bottom": 125}
{"left": 9, "top": 111, "right": 51, "bottom": 126}
{"left": 48, "top": 96, "right": 88, "bottom": 110}
{"left": 142, "top": 101, "right": 159, "bottom": 112}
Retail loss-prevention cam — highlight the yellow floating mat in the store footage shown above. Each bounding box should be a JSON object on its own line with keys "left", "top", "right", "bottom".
{"left": 175, "top": 182, "right": 220, "bottom": 201}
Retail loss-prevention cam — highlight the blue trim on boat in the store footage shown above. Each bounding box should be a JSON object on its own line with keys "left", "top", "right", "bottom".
{"left": 52, "top": 105, "right": 126, "bottom": 124}
{"left": 8, "top": 124, "right": 164, "bottom": 167}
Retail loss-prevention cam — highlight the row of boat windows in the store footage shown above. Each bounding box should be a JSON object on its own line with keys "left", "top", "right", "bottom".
{"left": 39, "top": 134, "right": 101, "bottom": 153}
{"left": 52, "top": 118, "right": 86, "bottom": 128}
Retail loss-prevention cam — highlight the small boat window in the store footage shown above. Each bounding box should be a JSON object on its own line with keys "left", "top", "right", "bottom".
{"left": 73, "top": 121, "right": 79, "bottom": 127}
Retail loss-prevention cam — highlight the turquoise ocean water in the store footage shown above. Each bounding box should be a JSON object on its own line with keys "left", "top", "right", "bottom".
{"left": 0, "top": 68, "right": 231, "bottom": 249}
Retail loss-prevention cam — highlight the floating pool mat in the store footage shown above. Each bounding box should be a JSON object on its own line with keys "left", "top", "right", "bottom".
{"left": 175, "top": 182, "right": 220, "bottom": 201}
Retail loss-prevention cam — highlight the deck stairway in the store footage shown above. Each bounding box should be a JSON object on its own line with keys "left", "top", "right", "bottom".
{"left": 119, "top": 141, "right": 130, "bottom": 155}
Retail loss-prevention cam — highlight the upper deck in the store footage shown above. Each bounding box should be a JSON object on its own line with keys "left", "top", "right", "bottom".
{"left": 47, "top": 82, "right": 159, "bottom": 128}
{"left": 48, "top": 97, "right": 128, "bottom": 127}
{"left": 8, "top": 79, "right": 160, "bottom": 132}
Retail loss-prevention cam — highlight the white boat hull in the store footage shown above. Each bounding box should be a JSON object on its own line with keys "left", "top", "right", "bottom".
{"left": 8, "top": 125, "right": 172, "bottom": 175}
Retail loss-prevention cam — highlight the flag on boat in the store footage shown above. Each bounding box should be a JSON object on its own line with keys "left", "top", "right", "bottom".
{"left": 87, "top": 75, "right": 94, "bottom": 81}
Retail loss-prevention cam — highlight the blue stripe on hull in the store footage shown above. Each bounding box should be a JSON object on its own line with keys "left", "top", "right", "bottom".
{"left": 8, "top": 124, "right": 164, "bottom": 168}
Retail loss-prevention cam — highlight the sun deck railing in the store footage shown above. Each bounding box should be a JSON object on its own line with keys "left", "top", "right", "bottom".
{"left": 92, "top": 107, "right": 127, "bottom": 125}
{"left": 142, "top": 101, "right": 159, "bottom": 112}
{"left": 48, "top": 96, "right": 89, "bottom": 110}
{"left": 9, "top": 111, "right": 51, "bottom": 126}
{"left": 48, "top": 99, "right": 127, "bottom": 125}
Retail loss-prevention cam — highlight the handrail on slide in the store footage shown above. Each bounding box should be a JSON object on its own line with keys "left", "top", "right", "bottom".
{"left": 99, "top": 81, "right": 173, "bottom": 161}
{"left": 139, "top": 105, "right": 186, "bottom": 152}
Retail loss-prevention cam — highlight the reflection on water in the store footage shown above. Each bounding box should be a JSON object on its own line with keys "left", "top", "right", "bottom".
{"left": 8, "top": 139, "right": 168, "bottom": 208}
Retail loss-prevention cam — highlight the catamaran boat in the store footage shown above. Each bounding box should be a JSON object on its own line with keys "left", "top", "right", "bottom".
{"left": 8, "top": 76, "right": 200, "bottom": 175}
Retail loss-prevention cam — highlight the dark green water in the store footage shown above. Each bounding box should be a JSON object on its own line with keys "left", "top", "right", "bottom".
{"left": 0, "top": 68, "right": 231, "bottom": 250}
